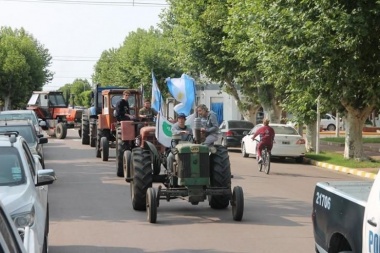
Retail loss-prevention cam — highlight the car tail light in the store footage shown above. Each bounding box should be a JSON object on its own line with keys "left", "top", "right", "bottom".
{"left": 226, "top": 130, "right": 234, "bottom": 136}
{"left": 296, "top": 138, "right": 306, "bottom": 144}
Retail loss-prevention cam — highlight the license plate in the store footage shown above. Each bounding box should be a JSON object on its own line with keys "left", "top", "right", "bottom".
{"left": 282, "top": 141, "right": 290, "bottom": 145}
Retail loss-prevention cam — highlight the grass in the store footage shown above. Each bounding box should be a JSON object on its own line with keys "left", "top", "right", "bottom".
{"left": 305, "top": 137, "right": 380, "bottom": 173}
{"left": 321, "top": 137, "right": 380, "bottom": 143}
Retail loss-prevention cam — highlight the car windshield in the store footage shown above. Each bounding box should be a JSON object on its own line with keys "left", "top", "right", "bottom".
{"left": 0, "top": 126, "right": 36, "bottom": 145}
{"left": 0, "top": 114, "right": 37, "bottom": 126}
{"left": 229, "top": 121, "right": 254, "bottom": 129}
{"left": 0, "top": 148, "right": 25, "bottom": 186}
{"left": 272, "top": 125, "right": 299, "bottom": 135}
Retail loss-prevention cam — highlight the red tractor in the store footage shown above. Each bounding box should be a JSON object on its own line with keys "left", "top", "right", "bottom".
{"left": 27, "top": 91, "right": 82, "bottom": 139}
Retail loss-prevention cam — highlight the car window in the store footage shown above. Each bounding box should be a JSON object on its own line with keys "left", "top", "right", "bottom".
{"left": 0, "top": 148, "right": 25, "bottom": 186}
{"left": 229, "top": 121, "right": 254, "bottom": 129}
{"left": 21, "top": 142, "right": 36, "bottom": 179}
{"left": 0, "top": 114, "right": 37, "bottom": 126}
{"left": 272, "top": 125, "right": 299, "bottom": 135}
{"left": 0, "top": 126, "right": 36, "bottom": 146}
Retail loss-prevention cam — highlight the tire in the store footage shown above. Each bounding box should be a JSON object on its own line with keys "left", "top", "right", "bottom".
{"left": 146, "top": 187, "right": 157, "bottom": 223}
{"left": 123, "top": 150, "right": 132, "bottom": 182}
{"left": 241, "top": 143, "right": 248, "bottom": 158}
{"left": 116, "top": 128, "right": 128, "bottom": 177}
{"left": 209, "top": 145, "right": 231, "bottom": 209}
{"left": 55, "top": 123, "right": 67, "bottom": 139}
{"left": 295, "top": 156, "right": 304, "bottom": 163}
{"left": 96, "top": 129, "right": 102, "bottom": 158}
{"left": 232, "top": 186, "right": 244, "bottom": 221}
{"left": 101, "top": 136, "right": 109, "bottom": 161}
{"left": 131, "top": 148, "right": 152, "bottom": 211}
{"left": 81, "top": 117, "right": 90, "bottom": 145}
{"left": 264, "top": 150, "right": 270, "bottom": 174}
{"left": 89, "top": 121, "right": 97, "bottom": 147}
{"left": 327, "top": 124, "right": 336, "bottom": 131}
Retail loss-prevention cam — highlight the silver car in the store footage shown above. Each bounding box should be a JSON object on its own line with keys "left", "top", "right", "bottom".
{"left": 0, "top": 110, "right": 46, "bottom": 136}
{"left": 0, "top": 132, "right": 56, "bottom": 253}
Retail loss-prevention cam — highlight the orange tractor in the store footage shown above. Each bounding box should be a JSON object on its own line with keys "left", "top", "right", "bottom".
{"left": 27, "top": 91, "right": 82, "bottom": 139}
{"left": 95, "top": 88, "right": 160, "bottom": 177}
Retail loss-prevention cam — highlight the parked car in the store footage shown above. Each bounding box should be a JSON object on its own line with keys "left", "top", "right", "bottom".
{"left": 241, "top": 123, "right": 306, "bottom": 163}
{"left": 0, "top": 120, "right": 48, "bottom": 168}
{"left": 0, "top": 131, "right": 56, "bottom": 253}
{"left": 0, "top": 110, "right": 46, "bottom": 136}
{"left": 320, "top": 113, "right": 342, "bottom": 131}
{"left": 0, "top": 199, "right": 35, "bottom": 253}
{"left": 216, "top": 120, "right": 254, "bottom": 148}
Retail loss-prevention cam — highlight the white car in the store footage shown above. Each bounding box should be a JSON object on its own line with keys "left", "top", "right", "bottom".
{"left": 320, "top": 113, "right": 341, "bottom": 131}
{"left": 0, "top": 132, "right": 56, "bottom": 253}
{"left": 241, "top": 123, "right": 306, "bottom": 163}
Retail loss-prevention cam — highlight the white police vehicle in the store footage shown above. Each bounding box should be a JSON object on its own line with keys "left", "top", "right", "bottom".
{"left": 0, "top": 131, "right": 56, "bottom": 253}
{"left": 312, "top": 170, "right": 380, "bottom": 253}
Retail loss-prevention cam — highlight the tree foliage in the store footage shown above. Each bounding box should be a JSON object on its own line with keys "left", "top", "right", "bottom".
{"left": 0, "top": 26, "right": 52, "bottom": 109}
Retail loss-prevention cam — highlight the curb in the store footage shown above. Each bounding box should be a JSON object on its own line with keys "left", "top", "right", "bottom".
{"left": 304, "top": 158, "right": 377, "bottom": 180}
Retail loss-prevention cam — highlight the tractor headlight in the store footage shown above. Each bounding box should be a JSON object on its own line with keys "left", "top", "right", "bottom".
{"left": 11, "top": 206, "right": 35, "bottom": 228}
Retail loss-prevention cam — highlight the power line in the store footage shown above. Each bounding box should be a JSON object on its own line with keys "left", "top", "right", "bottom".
{"left": 0, "top": 0, "right": 169, "bottom": 7}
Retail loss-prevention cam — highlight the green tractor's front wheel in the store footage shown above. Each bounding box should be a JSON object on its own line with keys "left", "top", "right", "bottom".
{"left": 130, "top": 148, "right": 152, "bottom": 211}
{"left": 231, "top": 186, "right": 244, "bottom": 221}
{"left": 146, "top": 187, "right": 157, "bottom": 223}
{"left": 209, "top": 145, "right": 231, "bottom": 209}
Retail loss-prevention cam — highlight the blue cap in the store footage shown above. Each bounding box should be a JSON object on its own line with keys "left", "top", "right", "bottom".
{"left": 177, "top": 113, "right": 187, "bottom": 119}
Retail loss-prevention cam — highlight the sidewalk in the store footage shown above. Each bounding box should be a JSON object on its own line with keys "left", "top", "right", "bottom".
{"left": 306, "top": 135, "right": 380, "bottom": 179}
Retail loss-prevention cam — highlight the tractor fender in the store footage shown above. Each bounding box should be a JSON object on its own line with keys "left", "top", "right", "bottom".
{"left": 143, "top": 141, "right": 161, "bottom": 175}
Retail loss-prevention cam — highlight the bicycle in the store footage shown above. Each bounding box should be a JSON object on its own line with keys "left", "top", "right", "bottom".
{"left": 254, "top": 139, "right": 271, "bottom": 174}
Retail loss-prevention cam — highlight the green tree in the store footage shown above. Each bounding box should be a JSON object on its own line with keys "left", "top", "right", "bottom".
{"left": 0, "top": 26, "right": 52, "bottom": 109}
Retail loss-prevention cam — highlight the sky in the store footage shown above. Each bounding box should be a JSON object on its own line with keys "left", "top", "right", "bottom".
{"left": 0, "top": 0, "right": 168, "bottom": 91}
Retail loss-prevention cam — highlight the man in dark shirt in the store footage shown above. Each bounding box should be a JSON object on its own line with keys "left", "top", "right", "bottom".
{"left": 115, "top": 90, "right": 131, "bottom": 121}
{"left": 252, "top": 118, "right": 275, "bottom": 164}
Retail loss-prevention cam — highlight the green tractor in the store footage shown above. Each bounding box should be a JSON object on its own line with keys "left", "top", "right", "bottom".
{"left": 126, "top": 130, "right": 244, "bottom": 223}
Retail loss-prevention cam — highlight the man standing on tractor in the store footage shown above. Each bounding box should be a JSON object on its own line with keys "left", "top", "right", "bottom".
{"left": 167, "top": 113, "right": 193, "bottom": 172}
{"left": 251, "top": 118, "right": 275, "bottom": 164}
{"left": 196, "top": 104, "right": 219, "bottom": 147}
{"left": 115, "top": 90, "right": 131, "bottom": 121}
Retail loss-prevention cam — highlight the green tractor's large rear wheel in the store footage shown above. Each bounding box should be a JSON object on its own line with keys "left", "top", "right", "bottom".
{"left": 130, "top": 148, "right": 152, "bottom": 211}
{"left": 209, "top": 145, "right": 231, "bottom": 209}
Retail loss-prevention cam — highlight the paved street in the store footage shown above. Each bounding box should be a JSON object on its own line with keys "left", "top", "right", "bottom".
{"left": 43, "top": 129, "right": 372, "bottom": 253}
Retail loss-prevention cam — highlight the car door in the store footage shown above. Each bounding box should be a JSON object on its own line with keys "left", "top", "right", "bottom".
{"left": 217, "top": 121, "right": 226, "bottom": 144}
{"left": 245, "top": 125, "right": 261, "bottom": 155}
{"left": 21, "top": 142, "right": 47, "bottom": 244}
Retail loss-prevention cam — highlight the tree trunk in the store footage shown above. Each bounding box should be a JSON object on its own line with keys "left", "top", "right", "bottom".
{"left": 258, "top": 85, "right": 282, "bottom": 123}
{"left": 305, "top": 122, "right": 317, "bottom": 152}
{"left": 2, "top": 95, "right": 11, "bottom": 110}
{"left": 343, "top": 106, "right": 372, "bottom": 160}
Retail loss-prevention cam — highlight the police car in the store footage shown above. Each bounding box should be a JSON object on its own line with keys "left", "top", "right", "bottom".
{"left": 0, "top": 131, "right": 56, "bottom": 253}
{"left": 312, "top": 170, "right": 380, "bottom": 253}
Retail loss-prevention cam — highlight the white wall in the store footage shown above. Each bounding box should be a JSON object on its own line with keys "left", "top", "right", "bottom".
{"left": 196, "top": 89, "right": 242, "bottom": 121}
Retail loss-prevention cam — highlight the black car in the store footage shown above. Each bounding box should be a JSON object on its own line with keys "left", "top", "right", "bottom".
{"left": 216, "top": 120, "right": 254, "bottom": 148}
{"left": 0, "top": 120, "right": 48, "bottom": 168}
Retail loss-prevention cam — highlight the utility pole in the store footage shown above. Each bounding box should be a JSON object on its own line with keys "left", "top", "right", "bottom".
{"left": 316, "top": 95, "right": 321, "bottom": 154}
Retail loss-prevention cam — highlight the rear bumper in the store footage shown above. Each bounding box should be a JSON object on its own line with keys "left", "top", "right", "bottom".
{"left": 224, "top": 137, "right": 243, "bottom": 147}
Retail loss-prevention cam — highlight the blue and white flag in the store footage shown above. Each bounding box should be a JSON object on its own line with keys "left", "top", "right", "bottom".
{"left": 155, "top": 110, "right": 173, "bottom": 147}
{"left": 151, "top": 72, "right": 164, "bottom": 112}
{"left": 166, "top": 74, "right": 195, "bottom": 116}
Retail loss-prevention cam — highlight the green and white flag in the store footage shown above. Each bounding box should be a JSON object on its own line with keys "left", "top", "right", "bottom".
{"left": 155, "top": 111, "right": 173, "bottom": 147}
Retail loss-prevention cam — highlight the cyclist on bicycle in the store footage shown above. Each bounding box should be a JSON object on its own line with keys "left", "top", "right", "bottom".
{"left": 252, "top": 118, "right": 275, "bottom": 164}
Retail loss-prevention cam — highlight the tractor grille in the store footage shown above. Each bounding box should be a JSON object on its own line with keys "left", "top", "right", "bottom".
{"left": 178, "top": 152, "right": 209, "bottom": 178}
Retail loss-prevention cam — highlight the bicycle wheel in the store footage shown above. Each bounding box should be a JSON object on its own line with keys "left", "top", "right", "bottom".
{"left": 264, "top": 149, "right": 271, "bottom": 174}
{"left": 258, "top": 149, "right": 265, "bottom": 172}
